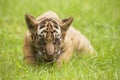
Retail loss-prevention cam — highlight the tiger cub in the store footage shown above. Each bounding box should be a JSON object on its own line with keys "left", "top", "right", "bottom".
{"left": 23, "top": 11, "right": 94, "bottom": 66}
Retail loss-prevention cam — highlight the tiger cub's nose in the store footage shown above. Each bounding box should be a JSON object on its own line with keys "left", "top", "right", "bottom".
{"left": 46, "top": 43, "right": 54, "bottom": 58}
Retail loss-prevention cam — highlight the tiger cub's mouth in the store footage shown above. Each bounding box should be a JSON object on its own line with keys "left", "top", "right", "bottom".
{"left": 43, "top": 58, "right": 55, "bottom": 62}
{"left": 38, "top": 51, "right": 61, "bottom": 62}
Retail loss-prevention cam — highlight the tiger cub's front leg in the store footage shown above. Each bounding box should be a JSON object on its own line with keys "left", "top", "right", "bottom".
{"left": 23, "top": 33, "right": 35, "bottom": 64}
{"left": 56, "top": 39, "right": 73, "bottom": 66}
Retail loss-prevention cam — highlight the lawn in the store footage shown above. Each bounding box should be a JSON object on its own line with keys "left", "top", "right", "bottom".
{"left": 0, "top": 0, "right": 120, "bottom": 80}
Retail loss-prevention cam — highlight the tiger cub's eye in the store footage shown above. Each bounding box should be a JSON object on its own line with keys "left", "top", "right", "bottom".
{"left": 53, "top": 38, "right": 61, "bottom": 45}
{"left": 38, "top": 38, "right": 46, "bottom": 45}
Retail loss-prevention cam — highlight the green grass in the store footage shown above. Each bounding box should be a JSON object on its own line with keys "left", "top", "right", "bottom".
{"left": 0, "top": 0, "right": 120, "bottom": 80}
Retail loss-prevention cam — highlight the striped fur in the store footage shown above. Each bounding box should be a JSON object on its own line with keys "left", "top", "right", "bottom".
{"left": 24, "top": 11, "right": 95, "bottom": 66}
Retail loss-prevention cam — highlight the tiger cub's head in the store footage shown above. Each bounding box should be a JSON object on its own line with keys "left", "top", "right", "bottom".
{"left": 25, "top": 14, "right": 73, "bottom": 61}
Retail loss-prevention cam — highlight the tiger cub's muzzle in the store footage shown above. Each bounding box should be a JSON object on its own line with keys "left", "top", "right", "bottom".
{"left": 38, "top": 42, "right": 61, "bottom": 62}
{"left": 46, "top": 42, "right": 54, "bottom": 58}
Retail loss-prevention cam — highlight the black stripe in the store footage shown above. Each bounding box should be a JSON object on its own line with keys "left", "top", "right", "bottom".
{"left": 51, "top": 20, "right": 58, "bottom": 25}
{"left": 53, "top": 30, "right": 58, "bottom": 33}
{"left": 39, "top": 25, "right": 45, "bottom": 29}
{"left": 41, "top": 30, "right": 47, "bottom": 34}
{"left": 39, "top": 35, "right": 42, "bottom": 38}
{"left": 54, "top": 25, "right": 59, "bottom": 29}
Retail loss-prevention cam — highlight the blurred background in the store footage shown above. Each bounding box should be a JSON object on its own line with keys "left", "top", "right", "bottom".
{"left": 0, "top": 0, "right": 120, "bottom": 80}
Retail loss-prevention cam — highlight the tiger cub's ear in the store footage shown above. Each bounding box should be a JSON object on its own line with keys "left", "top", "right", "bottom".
{"left": 61, "top": 17, "right": 73, "bottom": 39}
{"left": 61, "top": 17, "right": 73, "bottom": 32}
{"left": 25, "top": 14, "right": 37, "bottom": 33}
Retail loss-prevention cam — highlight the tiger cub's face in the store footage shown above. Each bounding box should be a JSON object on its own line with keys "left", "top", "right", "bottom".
{"left": 25, "top": 14, "right": 73, "bottom": 61}
{"left": 36, "top": 19, "right": 62, "bottom": 61}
